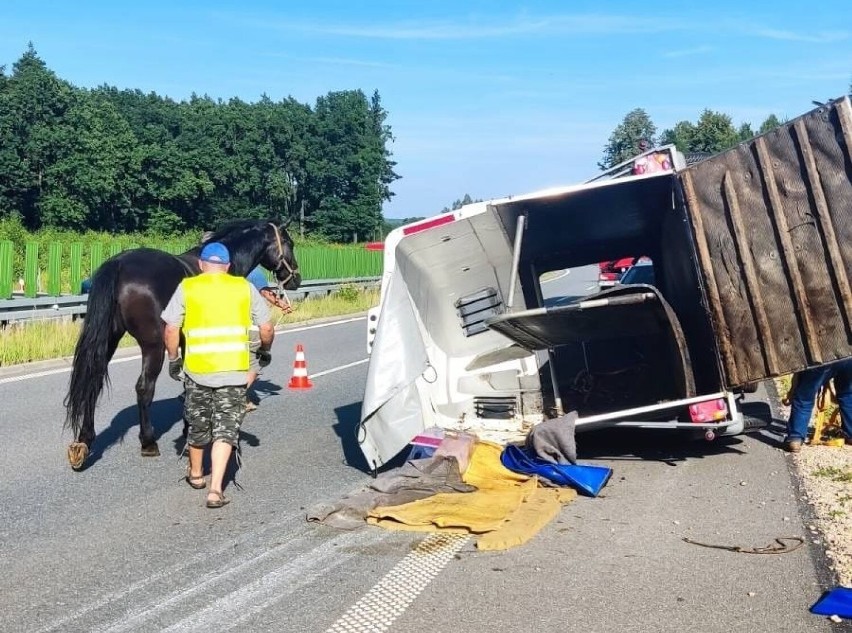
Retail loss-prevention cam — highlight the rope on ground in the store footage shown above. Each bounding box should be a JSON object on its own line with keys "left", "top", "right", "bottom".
{"left": 681, "top": 536, "right": 805, "bottom": 554}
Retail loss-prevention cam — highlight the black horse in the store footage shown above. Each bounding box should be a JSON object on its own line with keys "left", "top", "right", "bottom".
{"left": 64, "top": 219, "right": 301, "bottom": 470}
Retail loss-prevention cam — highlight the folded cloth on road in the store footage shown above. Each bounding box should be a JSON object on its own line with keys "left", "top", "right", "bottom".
{"left": 367, "top": 478, "right": 538, "bottom": 534}
{"left": 367, "top": 440, "right": 577, "bottom": 550}
{"left": 306, "top": 456, "right": 475, "bottom": 530}
{"left": 501, "top": 444, "right": 612, "bottom": 497}
{"left": 477, "top": 486, "right": 576, "bottom": 551}
{"left": 526, "top": 411, "right": 578, "bottom": 465}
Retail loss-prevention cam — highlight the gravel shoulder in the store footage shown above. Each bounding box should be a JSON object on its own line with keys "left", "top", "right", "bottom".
{"left": 773, "top": 379, "right": 852, "bottom": 589}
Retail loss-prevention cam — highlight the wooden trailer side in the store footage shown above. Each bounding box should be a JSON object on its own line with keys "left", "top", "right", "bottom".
{"left": 680, "top": 96, "right": 852, "bottom": 387}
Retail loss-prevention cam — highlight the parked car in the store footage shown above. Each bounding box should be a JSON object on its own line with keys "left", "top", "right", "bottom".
{"left": 616, "top": 260, "right": 655, "bottom": 286}
{"left": 598, "top": 257, "right": 642, "bottom": 287}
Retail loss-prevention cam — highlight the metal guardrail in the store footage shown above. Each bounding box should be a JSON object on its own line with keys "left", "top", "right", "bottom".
{"left": 0, "top": 277, "right": 381, "bottom": 324}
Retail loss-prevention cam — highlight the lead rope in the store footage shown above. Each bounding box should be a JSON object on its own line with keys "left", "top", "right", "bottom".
{"left": 231, "top": 437, "right": 245, "bottom": 492}
{"left": 682, "top": 536, "right": 804, "bottom": 554}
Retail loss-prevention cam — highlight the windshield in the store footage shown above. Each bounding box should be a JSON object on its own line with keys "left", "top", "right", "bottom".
{"left": 620, "top": 264, "right": 655, "bottom": 286}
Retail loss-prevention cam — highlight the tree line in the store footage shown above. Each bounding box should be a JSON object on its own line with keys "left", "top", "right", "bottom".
{"left": 0, "top": 45, "right": 399, "bottom": 242}
{"left": 599, "top": 107, "right": 787, "bottom": 169}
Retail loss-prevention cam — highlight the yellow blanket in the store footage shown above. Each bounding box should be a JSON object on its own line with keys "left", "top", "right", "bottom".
{"left": 366, "top": 441, "right": 576, "bottom": 550}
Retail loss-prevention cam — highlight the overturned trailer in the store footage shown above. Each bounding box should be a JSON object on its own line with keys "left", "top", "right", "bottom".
{"left": 359, "top": 97, "right": 852, "bottom": 471}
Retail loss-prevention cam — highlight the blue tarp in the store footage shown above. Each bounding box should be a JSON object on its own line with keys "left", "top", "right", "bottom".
{"left": 500, "top": 445, "right": 612, "bottom": 497}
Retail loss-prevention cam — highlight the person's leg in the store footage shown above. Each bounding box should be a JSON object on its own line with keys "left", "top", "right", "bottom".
{"left": 207, "top": 384, "right": 247, "bottom": 506}
{"left": 184, "top": 378, "right": 213, "bottom": 487}
{"left": 830, "top": 360, "right": 852, "bottom": 439}
{"left": 786, "top": 365, "right": 832, "bottom": 444}
{"left": 246, "top": 329, "right": 260, "bottom": 411}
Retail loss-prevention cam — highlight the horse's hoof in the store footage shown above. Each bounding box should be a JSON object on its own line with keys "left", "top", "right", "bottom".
{"left": 140, "top": 443, "right": 160, "bottom": 457}
{"left": 67, "top": 442, "right": 89, "bottom": 471}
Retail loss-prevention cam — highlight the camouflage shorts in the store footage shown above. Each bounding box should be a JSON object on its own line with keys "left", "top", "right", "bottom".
{"left": 184, "top": 377, "right": 246, "bottom": 447}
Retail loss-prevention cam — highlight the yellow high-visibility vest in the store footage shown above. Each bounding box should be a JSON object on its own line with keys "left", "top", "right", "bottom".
{"left": 182, "top": 273, "right": 251, "bottom": 374}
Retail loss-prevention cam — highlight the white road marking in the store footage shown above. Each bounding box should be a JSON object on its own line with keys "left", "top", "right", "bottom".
{"left": 33, "top": 510, "right": 308, "bottom": 633}
{"left": 540, "top": 269, "right": 569, "bottom": 283}
{"left": 96, "top": 528, "right": 375, "bottom": 633}
{"left": 0, "top": 355, "right": 141, "bottom": 385}
{"left": 0, "top": 316, "right": 367, "bottom": 385}
{"left": 310, "top": 358, "right": 369, "bottom": 379}
{"left": 284, "top": 316, "right": 365, "bottom": 333}
{"left": 326, "top": 533, "right": 470, "bottom": 633}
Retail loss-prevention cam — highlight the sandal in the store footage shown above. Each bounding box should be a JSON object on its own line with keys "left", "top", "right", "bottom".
{"left": 185, "top": 466, "right": 206, "bottom": 490}
{"left": 206, "top": 490, "right": 230, "bottom": 509}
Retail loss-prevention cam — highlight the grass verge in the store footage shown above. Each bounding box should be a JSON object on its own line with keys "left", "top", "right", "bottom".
{"left": 0, "top": 287, "right": 378, "bottom": 367}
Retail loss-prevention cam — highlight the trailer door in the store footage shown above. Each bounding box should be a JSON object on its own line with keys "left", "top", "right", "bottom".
{"left": 678, "top": 96, "right": 852, "bottom": 387}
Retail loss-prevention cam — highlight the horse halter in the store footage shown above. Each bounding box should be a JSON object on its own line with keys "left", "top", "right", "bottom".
{"left": 268, "top": 222, "right": 298, "bottom": 287}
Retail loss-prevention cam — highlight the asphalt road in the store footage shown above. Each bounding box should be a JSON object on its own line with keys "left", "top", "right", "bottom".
{"left": 541, "top": 264, "right": 600, "bottom": 305}
{"left": 0, "top": 316, "right": 844, "bottom": 632}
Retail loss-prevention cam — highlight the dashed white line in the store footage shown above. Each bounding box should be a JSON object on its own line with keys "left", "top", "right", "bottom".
{"left": 310, "top": 358, "right": 369, "bottom": 379}
{"left": 0, "top": 355, "right": 141, "bottom": 385}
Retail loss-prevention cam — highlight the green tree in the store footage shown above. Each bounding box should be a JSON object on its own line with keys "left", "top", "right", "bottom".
{"left": 687, "top": 110, "right": 740, "bottom": 154}
{"left": 737, "top": 122, "right": 755, "bottom": 142}
{"left": 307, "top": 90, "right": 399, "bottom": 241}
{"left": 41, "top": 91, "right": 141, "bottom": 230}
{"left": 441, "top": 193, "right": 482, "bottom": 213}
{"left": 0, "top": 44, "right": 74, "bottom": 227}
{"left": 659, "top": 121, "right": 695, "bottom": 151}
{"left": 661, "top": 110, "right": 740, "bottom": 155}
{"left": 758, "top": 114, "right": 782, "bottom": 135}
{"left": 599, "top": 108, "right": 657, "bottom": 170}
{"left": 0, "top": 46, "right": 400, "bottom": 242}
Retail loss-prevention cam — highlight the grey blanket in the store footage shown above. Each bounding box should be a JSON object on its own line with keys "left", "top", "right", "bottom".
{"left": 525, "top": 411, "right": 578, "bottom": 465}
{"left": 307, "top": 456, "right": 476, "bottom": 530}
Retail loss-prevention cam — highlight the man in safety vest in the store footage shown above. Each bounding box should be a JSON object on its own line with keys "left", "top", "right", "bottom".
{"left": 162, "top": 242, "right": 275, "bottom": 508}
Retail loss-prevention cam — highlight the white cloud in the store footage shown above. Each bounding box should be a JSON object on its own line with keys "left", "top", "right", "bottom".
{"left": 662, "top": 45, "right": 714, "bottom": 59}
{"left": 220, "top": 12, "right": 850, "bottom": 44}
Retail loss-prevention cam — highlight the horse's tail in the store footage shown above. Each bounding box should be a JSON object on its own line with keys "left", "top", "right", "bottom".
{"left": 64, "top": 258, "right": 123, "bottom": 437}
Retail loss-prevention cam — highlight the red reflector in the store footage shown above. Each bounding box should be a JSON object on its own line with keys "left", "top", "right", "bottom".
{"left": 689, "top": 399, "right": 728, "bottom": 422}
{"left": 364, "top": 241, "right": 384, "bottom": 251}
{"left": 402, "top": 214, "right": 456, "bottom": 236}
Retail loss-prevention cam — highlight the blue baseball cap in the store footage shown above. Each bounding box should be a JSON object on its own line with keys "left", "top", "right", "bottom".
{"left": 199, "top": 242, "right": 230, "bottom": 264}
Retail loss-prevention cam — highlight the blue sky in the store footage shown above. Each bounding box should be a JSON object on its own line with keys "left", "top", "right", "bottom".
{"left": 2, "top": 1, "right": 852, "bottom": 219}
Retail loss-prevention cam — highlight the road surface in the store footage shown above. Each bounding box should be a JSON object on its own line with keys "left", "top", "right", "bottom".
{"left": 0, "top": 317, "right": 841, "bottom": 632}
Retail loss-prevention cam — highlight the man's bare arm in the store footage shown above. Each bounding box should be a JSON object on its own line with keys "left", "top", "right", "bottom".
{"left": 259, "top": 322, "right": 274, "bottom": 350}
{"left": 164, "top": 323, "right": 181, "bottom": 360}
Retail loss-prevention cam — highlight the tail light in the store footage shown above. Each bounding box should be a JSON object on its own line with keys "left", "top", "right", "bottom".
{"left": 689, "top": 399, "right": 728, "bottom": 422}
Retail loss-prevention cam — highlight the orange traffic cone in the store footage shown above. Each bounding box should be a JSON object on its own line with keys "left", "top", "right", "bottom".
{"left": 288, "top": 344, "right": 313, "bottom": 389}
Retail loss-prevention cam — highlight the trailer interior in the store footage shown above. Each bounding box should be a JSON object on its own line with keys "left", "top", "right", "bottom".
{"left": 487, "top": 172, "right": 725, "bottom": 419}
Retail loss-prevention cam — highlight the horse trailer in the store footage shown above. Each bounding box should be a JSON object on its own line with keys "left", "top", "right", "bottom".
{"left": 359, "top": 97, "right": 852, "bottom": 471}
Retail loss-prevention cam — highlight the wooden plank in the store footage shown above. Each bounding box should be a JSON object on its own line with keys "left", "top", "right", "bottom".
{"left": 835, "top": 97, "right": 852, "bottom": 166}
{"left": 754, "top": 136, "right": 823, "bottom": 364}
{"left": 722, "top": 171, "right": 780, "bottom": 374}
{"left": 681, "top": 171, "right": 740, "bottom": 385}
{"left": 794, "top": 118, "right": 852, "bottom": 333}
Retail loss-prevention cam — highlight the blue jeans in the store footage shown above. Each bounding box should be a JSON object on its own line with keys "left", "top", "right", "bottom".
{"left": 786, "top": 359, "right": 852, "bottom": 441}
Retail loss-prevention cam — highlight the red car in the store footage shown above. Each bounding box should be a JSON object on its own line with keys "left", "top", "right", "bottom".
{"left": 598, "top": 257, "right": 641, "bottom": 287}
